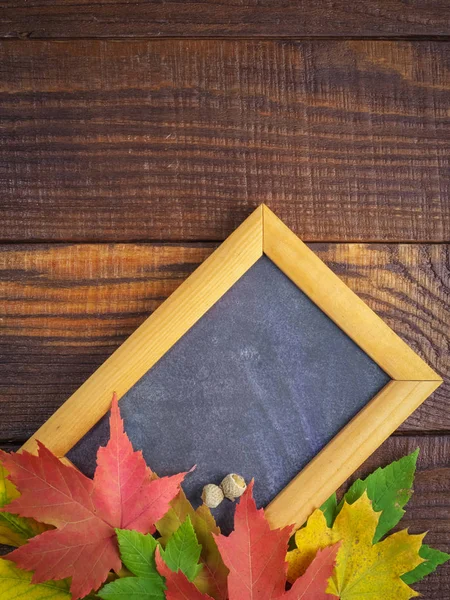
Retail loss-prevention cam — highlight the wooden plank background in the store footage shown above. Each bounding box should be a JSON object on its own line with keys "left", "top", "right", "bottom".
{"left": 1, "top": 0, "right": 450, "bottom": 38}
{"left": 1, "top": 40, "right": 449, "bottom": 242}
{"left": 0, "top": 3, "right": 449, "bottom": 597}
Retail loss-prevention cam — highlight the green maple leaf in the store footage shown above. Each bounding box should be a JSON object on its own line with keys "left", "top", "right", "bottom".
{"left": 337, "top": 448, "right": 419, "bottom": 542}
{"left": 98, "top": 574, "right": 165, "bottom": 600}
{"left": 98, "top": 530, "right": 164, "bottom": 599}
{"left": 160, "top": 515, "right": 202, "bottom": 581}
{"left": 116, "top": 529, "right": 160, "bottom": 578}
{"left": 320, "top": 492, "right": 337, "bottom": 527}
{"left": 98, "top": 517, "right": 202, "bottom": 600}
{"left": 402, "top": 544, "right": 450, "bottom": 585}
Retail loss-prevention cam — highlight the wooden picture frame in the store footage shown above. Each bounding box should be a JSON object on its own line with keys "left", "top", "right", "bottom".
{"left": 21, "top": 205, "right": 442, "bottom": 530}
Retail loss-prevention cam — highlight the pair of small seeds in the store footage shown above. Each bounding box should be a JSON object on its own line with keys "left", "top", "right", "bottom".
{"left": 202, "top": 473, "right": 247, "bottom": 508}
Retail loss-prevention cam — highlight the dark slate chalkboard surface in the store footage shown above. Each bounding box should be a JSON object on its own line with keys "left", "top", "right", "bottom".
{"left": 68, "top": 256, "right": 390, "bottom": 532}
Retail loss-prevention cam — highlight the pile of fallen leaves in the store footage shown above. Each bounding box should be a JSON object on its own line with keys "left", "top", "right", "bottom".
{"left": 0, "top": 398, "right": 448, "bottom": 599}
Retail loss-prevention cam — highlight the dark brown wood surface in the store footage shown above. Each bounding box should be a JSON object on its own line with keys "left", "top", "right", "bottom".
{"left": 1, "top": 40, "right": 449, "bottom": 242}
{"left": 1, "top": 5, "right": 449, "bottom": 596}
{"left": 1, "top": 242, "right": 449, "bottom": 440}
{"left": 1, "top": 0, "right": 450, "bottom": 39}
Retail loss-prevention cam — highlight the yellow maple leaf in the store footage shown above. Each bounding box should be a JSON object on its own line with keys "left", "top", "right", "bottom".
{"left": 286, "top": 509, "right": 336, "bottom": 582}
{"left": 0, "top": 558, "right": 71, "bottom": 599}
{"left": 286, "top": 492, "right": 425, "bottom": 600}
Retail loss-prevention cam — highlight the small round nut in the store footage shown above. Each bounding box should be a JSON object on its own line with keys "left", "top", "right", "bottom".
{"left": 202, "top": 484, "right": 224, "bottom": 509}
{"left": 220, "top": 473, "right": 247, "bottom": 501}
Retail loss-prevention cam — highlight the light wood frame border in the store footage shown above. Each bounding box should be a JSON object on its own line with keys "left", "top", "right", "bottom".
{"left": 21, "top": 205, "right": 442, "bottom": 530}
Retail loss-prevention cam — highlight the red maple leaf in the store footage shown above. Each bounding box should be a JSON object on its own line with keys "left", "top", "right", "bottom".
{"left": 156, "top": 481, "right": 339, "bottom": 600}
{"left": 215, "top": 480, "right": 292, "bottom": 600}
{"left": 282, "top": 545, "right": 339, "bottom": 599}
{"left": 0, "top": 394, "right": 187, "bottom": 599}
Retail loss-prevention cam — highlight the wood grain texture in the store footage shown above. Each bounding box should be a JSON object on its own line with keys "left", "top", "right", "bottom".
{"left": 0, "top": 40, "right": 449, "bottom": 242}
{"left": 1, "top": 434, "right": 448, "bottom": 597}
{"left": 0, "top": 242, "right": 448, "bottom": 441}
{"left": 20, "top": 207, "right": 263, "bottom": 456}
{"left": 1, "top": 0, "right": 450, "bottom": 39}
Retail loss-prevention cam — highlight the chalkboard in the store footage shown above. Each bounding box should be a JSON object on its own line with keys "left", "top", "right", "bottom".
{"left": 68, "top": 256, "right": 389, "bottom": 532}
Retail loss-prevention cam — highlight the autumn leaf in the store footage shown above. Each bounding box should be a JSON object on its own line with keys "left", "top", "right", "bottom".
{"left": 100, "top": 575, "right": 166, "bottom": 600}
{"left": 114, "top": 528, "right": 160, "bottom": 578}
{"left": 402, "top": 544, "right": 450, "bottom": 585}
{"left": 0, "top": 442, "right": 119, "bottom": 600}
{"left": 339, "top": 449, "right": 419, "bottom": 541}
{"left": 160, "top": 516, "right": 202, "bottom": 582}
{"left": 318, "top": 450, "right": 448, "bottom": 584}
{"left": 99, "top": 517, "right": 203, "bottom": 600}
{"left": 287, "top": 493, "right": 424, "bottom": 600}
{"left": 98, "top": 530, "right": 165, "bottom": 600}
{"left": 286, "top": 509, "right": 334, "bottom": 582}
{"left": 282, "top": 546, "right": 339, "bottom": 600}
{"left": 0, "top": 395, "right": 187, "bottom": 600}
{"left": 0, "top": 464, "right": 49, "bottom": 547}
{"left": 155, "top": 483, "right": 337, "bottom": 600}
{"left": 157, "top": 490, "right": 228, "bottom": 600}
{"left": 0, "top": 558, "right": 71, "bottom": 600}
{"left": 328, "top": 495, "right": 424, "bottom": 599}
{"left": 93, "top": 397, "right": 187, "bottom": 534}
{"left": 214, "top": 480, "right": 292, "bottom": 600}
{"left": 319, "top": 493, "right": 337, "bottom": 528}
